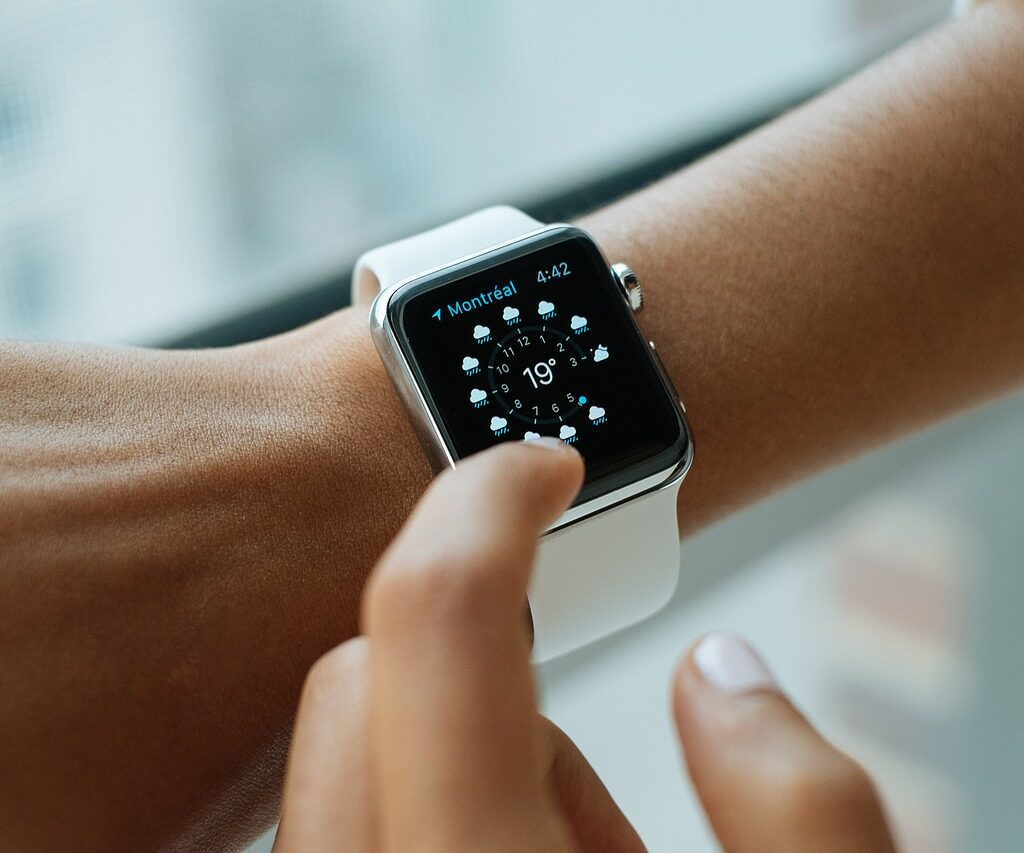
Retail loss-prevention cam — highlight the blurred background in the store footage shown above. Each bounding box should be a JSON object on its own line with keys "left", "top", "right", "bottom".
{"left": 4, "top": 1, "right": 1022, "bottom": 851}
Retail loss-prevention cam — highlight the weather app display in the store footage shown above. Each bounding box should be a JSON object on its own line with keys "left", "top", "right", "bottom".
{"left": 392, "top": 232, "right": 687, "bottom": 503}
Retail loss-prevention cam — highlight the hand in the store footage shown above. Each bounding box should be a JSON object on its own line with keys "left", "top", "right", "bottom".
{"left": 273, "top": 441, "right": 897, "bottom": 852}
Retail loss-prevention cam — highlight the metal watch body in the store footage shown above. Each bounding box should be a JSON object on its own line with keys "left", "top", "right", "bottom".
{"left": 368, "top": 222, "right": 693, "bottom": 535}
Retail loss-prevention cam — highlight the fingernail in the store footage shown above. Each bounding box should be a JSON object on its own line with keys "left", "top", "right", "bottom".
{"left": 523, "top": 436, "right": 575, "bottom": 453}
{"left": 693, "top": 632, "right": 778, "bottom": 695}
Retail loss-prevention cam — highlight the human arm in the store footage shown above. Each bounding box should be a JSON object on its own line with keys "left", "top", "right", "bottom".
{"left": 582, "top": 0, "right": 1024, "bottom": 531}
{"left": 0, "top": 322, "right": 429, "bottom": 850}
{"left": 2, "top": 2, "right": 1023, "bottom": 849}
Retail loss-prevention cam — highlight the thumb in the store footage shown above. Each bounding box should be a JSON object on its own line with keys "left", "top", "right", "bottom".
{"left": 673, "top": 632, "right": 897, "bottom": 853}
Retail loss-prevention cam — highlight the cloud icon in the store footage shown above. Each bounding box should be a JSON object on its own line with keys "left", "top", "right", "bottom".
{"left": 502, "top": 306, "right": 520, "bottom": 322}
{"left": 588, "top": 406, "right": 606, "bottom": 421}
{"left": 462, "top": 356, "right": 480, "bottom": 372}
{"left": 538, "top": 300, "right": 555, "bottom": 316}
{"left": 559, "top": 425, "right": 576, "bottom": 440}
{"left": 473, "top": 324, "right": 491, "bottom": 340}
{"left": 490, "top": 416, "right": 508, "bottom": 432}
{"left": 524, "top": 431, "right": 541, "bottom": 441}
{"left": 593, "top": 345, "right": 609, "bottom": 362}
{"left": 570, "top": 315, "right": 588, "bottom": 330}
{"left": 470, "top": 388, "right": 487, "bottom": 404}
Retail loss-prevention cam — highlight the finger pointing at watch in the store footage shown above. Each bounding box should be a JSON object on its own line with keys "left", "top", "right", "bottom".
{"left": 674, "top": 632, "right": 898, "bottom": 853}
{"left": 276, "top": 439, "right": 647, "bottom": 853}
{"left": 363, "top": 438, "right": 583, "bottom": 850}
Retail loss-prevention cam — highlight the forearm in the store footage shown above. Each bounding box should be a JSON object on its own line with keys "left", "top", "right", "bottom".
{"left": 0, "top": 326, "right": 429, "bottom": 850}
{"left": 582, "top": 0, "right": 1024, "bottom": 531}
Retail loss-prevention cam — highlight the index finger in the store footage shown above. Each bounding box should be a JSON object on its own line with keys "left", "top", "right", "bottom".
{"left": 363, "top": 439, "right": 583, "bottom": 851}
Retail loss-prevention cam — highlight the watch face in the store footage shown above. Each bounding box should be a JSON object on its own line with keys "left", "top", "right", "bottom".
{"left": 388, "top": 227, "right": 689, "bottom": 504}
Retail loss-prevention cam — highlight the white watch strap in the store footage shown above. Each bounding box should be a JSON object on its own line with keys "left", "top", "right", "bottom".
{"left": 358, "top": 206, "right": 684, "bottom": 660}
{"left": 531, "top": 480, "right": 682, "bottom": 661}
{"left": 352, "top": 206, "right": 543, "bottom": 304}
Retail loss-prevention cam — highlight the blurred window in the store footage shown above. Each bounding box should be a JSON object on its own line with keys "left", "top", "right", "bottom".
{"left": 0, "top": 0, "right": 947, "bottom": 343}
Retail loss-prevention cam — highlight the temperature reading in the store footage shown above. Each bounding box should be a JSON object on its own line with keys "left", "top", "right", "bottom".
{"left": 489, "top": 324, "right": 584, "bottom": 425}
{"left": 523, "top": 359, "right": 556, "bottom": 389}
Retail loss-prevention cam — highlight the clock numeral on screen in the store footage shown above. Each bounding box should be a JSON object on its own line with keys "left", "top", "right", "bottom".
{"left": 523, "top": 360, "right": 555, "bottom": 389}
{"left": 556, "top": 342, "right": 565, "bottom": 352}
{"left": 566, "top": 393, "right": 575, "bottom": 403}
{"left": 517, "top": 335, "right": 531, "bottom": 347}
{"left": 536, "top": 263, "right": 570, "bottom": 284}
{"left": 514, "top": 399, "right": 522, "bottom": 409}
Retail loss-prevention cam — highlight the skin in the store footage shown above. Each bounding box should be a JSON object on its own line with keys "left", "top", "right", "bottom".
{"left": 273, "top": 442, "right": 897, "bottom": 853}
{"left": 1, "top": 2, "right": 1023, "bottom": 849}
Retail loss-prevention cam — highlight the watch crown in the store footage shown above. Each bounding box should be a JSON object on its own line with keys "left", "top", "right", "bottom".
{"left": 611, "top": 262, "right": 643, "bottom": 313}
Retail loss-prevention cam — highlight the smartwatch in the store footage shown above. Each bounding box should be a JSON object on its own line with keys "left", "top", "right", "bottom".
{"left": 355, "top": 206, "right": 693, "bottom": 661}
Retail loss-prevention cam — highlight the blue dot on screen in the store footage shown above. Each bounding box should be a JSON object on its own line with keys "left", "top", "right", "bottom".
{"left": 579, "top": 396, "right": 587, "bottom": 404}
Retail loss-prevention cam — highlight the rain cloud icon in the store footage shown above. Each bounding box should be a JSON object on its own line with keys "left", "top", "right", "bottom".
{"left": 490, "top": 416, "right": 509, "bottom": 434}
{"left": 559, "top": 424, "right": 577, "bottom": 441}
{"left": 570, "top": 315, "right": 588, "bottom": 331}
{"left": 524, "top": 431, "right": 541, "bottom": 441}
{"left": 473, "top": 324, "right": 491, "bottom": 341}
{"left": 593, "top": 345, "right": 609, "bottom": 362}
{"left": 502, "top": 306, "right": 520, "bottom": 323}
{"left": 462, "top": 355, "right": 480, "bottom": 373}
{"left": 538, "top": 300, "right": 555, "bottom": 317}
{"left": 588, "top": 405, "right": 606, "bottom": 423}
{"left": 470, "top": 388, "right": 487, "bottom": 406}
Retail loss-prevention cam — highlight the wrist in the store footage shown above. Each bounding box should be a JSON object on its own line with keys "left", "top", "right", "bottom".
{"left": 240, "top": 305, "right": 432, "bottom": 574}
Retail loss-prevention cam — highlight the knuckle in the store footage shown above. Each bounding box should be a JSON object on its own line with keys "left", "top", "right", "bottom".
{"left": 774, "top": 752, "right": 881, "bottom": 827}
{"left": 366, "top": 548, "right": 518, "bottom": 638}
{"left": 302, "top": 640, "right": 366, "bottom": 704}
{"left": 539, "top": 717, "right": 583, "bottom": 795}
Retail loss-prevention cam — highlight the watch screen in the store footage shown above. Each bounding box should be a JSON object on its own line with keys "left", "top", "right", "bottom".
{"left": 390, "top": 228, "right": 688, "bottom": 503}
